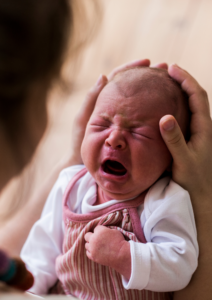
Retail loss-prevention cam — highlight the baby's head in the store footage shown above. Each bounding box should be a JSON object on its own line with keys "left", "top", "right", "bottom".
{"left": 81, "top": 67, "right": 190, "bottom": 200}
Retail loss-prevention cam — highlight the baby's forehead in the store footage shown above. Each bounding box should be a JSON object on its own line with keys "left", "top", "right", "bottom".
{"left": 111, "top": 67, "right": 179, "bottom": 100}
{"left": 95, "top": 73, "right": 177, "bottom": 122}
{"left": 97, "top": 69, "right": 178, "bottom": 113}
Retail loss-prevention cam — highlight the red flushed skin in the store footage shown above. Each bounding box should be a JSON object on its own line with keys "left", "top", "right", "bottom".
{"left": 81, "top": 81, "right": 174, "bottom": 203}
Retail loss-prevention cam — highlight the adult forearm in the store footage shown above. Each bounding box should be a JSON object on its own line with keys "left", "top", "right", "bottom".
{"left": 0, "top": 155, "right": 78, "bottom": 256}
{"left": 174, "top": 195, "right": 212, "bottom": 300}
{"left": 0, "top": 73, "right": 108, "bottom": 256}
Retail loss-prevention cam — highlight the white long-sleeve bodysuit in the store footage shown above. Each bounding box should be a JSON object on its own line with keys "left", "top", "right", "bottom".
{"left": 21, "top": 165, "right": 198, "bottom": 295}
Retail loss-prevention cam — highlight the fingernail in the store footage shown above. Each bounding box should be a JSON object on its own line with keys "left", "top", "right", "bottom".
{"left": 162, "top": 119, "right": 175, "bottom": 131}
{"left": 131, "top": 59, "right": 146, "bottom": 64}
{"left": 172, "top": 63, "right": 179, "bottom": 68}
{"left": 96, "top": 74, "right": 103, "bottom": 86}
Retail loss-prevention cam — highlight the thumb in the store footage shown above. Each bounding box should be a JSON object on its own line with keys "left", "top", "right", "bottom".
{"left": 159, "top": 115, "right": 189, "bottom": 163}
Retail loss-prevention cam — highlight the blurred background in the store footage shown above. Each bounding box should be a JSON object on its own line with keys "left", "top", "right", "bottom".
{"left": 0, "top": 0, "right": 211, "bottom": 232}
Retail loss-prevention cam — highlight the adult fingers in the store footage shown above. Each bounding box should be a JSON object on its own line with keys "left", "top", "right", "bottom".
{"left": 159, "top": 115, "right": 189, "bottom": 166}
{"left": 107, "top": 59, "right": 168, "bottom": 80}
{"left": 107, "top": 59, "right": 150, "bottom": 80}
{"left": 168, "top": 64, "right": 210, "bottom": 118}
{"left": 71, "top": 74, "right": 108, "bottom": 164}
{"left": 76, "top": 74, "right": 108, "bottom": 127}
{"left": 152, "top": 62, "right": 168, "bottom": 70}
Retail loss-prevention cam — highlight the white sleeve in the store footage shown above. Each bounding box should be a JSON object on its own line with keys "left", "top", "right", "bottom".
{"left": 122, "top": 178, "right": 198, "bottom": 292}
{"left": 21, "top": 165, "right": 84, "bottom": 295}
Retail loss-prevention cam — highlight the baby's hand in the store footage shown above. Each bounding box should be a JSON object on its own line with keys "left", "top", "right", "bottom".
{"left": 84, "top": 225, "right": 131, "bottom": 279}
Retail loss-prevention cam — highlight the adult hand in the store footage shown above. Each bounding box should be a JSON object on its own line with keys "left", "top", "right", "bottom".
{"left": 107, "top": 59, "right": 168, "bottom": 80}
{"left": 159, "top": 65, "right": 212, "bottom": 300}
{"left": 159, "top": 64, "right": 212, "bottom": 206}
{"left": 70, "top": 74, "right": 108, "bottom": 165}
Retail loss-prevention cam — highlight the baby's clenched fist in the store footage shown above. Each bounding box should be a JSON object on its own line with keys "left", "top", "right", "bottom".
{"left": 84, "top": 225, "right": 131, "bottom": 279}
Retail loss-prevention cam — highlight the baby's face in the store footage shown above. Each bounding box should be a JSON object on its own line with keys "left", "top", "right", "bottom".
{"left": 81, "top": 80, "right": 175, "bottom": 200}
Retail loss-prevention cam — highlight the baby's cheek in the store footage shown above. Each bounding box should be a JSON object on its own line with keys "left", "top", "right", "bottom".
{"left": 81, "top": 134, "right": 101, "bottom": 170}
{"left": 81, "top": 135, "right": 95, "bottom": 167}
{"left": 150, "top": 144, "right": 172, "bottom": 175}
{"left": 133, "top": 142, "right": 170, "bottom": 175}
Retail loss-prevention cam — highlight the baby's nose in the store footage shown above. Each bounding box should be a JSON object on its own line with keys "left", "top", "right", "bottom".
{"left": 105, "top": 130, "right": 126, "bottom": 150}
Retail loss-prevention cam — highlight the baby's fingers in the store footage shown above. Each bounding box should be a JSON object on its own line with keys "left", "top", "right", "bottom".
{"left": 84, "top": 232, "right": 93, "bottom": 242}
{"left": 85, "top": 244, "right": 92, "bottom": 260}
{"left": 85, "top": 233, "right": 92, "bottom": 258}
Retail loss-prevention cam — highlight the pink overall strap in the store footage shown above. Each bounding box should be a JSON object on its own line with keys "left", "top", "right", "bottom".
{"left": 63, "top": 167, "right": 147, "bottom": 243}
{"left": 62, "top": 167, "right": 87, "bottom": 218}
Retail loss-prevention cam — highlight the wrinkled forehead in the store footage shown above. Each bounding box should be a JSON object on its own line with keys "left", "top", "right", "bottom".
{"left": 95, "top": 71, "right": 177, "bottom": 115}
{"left": 93, "top": 85, "right": 176, "bottom": 130}
{"left": 93, "top": 67, "right": 189, "bottom": 137}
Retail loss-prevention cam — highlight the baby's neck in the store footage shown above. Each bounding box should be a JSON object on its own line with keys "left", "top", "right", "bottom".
{"left": 94, "top": 186, "right": 139, "bottom": 205}
{"left": 94, "top": 187, "right": 113, "bottom": 205}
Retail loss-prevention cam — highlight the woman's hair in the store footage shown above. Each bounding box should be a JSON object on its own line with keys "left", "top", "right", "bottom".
{"left": 0, "top": 0, "right": 100, "bottom": 155}
{"left": 0, "top": 0, "right": 101, "bottom": 219}
{"left": 0, "top": 0, "right": 72, "bottom": 113}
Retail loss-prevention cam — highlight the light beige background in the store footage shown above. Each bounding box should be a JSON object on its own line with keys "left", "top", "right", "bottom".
{"left": 0, "top": 0, "right": 211, "bottom": 237}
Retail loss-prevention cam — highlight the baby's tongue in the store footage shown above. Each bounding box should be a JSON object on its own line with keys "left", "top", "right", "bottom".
{"left": 107, "top": 160, "right": 126, "bottom": 174}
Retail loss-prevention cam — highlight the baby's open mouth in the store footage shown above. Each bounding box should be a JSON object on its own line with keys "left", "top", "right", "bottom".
{"left": 103, "top": 160, "right": 127, "bottom": 176}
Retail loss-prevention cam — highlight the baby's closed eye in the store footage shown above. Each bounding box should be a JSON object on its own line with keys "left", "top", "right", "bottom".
{"left": 89, "top": 117, "right": 111, "bottom": 130}
{"left": 89, "top": 122, "right": 110, "bottom": 131}
{"left": 131, "top": 128, "right": 154, "bottom": 140}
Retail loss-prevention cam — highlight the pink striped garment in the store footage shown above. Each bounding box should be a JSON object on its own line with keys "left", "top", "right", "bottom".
{"left": 55, "top": 168, "right": 173, "bottom": 300}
